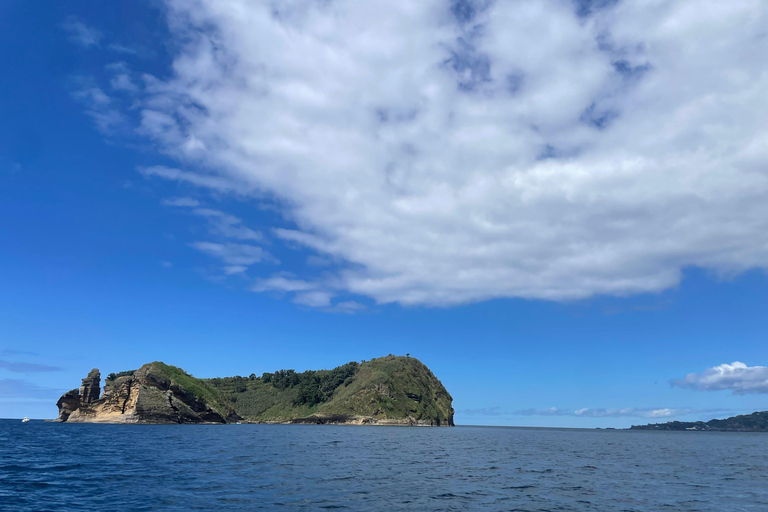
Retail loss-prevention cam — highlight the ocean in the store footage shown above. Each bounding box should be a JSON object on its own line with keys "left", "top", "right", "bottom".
{"left": 2, "top": 419, "right": 767, "bottom": 511}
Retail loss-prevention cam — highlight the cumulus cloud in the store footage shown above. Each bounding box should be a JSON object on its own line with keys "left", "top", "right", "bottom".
{"left": 126, "top": 0, "right": 767, "bottom": 306}
{"left": 672, "top": 362, "right": 768, "bottom": 394}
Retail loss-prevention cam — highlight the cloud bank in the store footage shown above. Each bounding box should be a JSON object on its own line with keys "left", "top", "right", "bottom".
{"left": 107, "top": 0, "right": 768, "bottom": 306}
{"left": 460, "top": 405, "right": 727, "bottom": 419}
{"left": 0, "top": 360, "right": 62, "bottom": 373}
{"left": 514, "top": 407, "right": 723, "bottom": 419}
{"left": 0, "top": 379, "right": 65, "bottom": 400}
{"left": 672, "top": 362, "right": 768, "bottom": 395}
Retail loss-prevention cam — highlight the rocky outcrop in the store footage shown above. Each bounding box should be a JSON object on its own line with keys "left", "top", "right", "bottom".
{"left": 288, "top": 414, "right": 451, "bottom": 426}
{"left": 56, "top": 364, "right": 240, "bottom": 424}
{"left": 80, "top": 369, "right": 101, "bottom": 404}
{"left": 55, "top": 389, "right": 81, "bottom": 422}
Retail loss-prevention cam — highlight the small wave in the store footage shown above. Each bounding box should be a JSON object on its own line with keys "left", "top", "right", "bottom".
{"left": 430, "top": 492, "right": 471, "bottom": 501}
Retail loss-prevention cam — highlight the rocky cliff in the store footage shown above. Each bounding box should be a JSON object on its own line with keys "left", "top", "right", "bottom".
{"left": 56, "top": 355, "right": 454, "bottom": 426}
{"left": 56, "top": 362, "right": 240, "bottom": 424}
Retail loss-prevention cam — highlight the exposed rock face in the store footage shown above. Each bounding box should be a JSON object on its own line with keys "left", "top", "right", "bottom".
{"left": 56, "top": 364, "right": 239, "bottom": 424}
{"left": 80, "top": 369, "right": 101, "bottom": 404}
{"left": 55, "top": 389, "right": 81, "bottom": 422}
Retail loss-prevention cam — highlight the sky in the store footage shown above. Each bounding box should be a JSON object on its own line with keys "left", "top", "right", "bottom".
{"left": 1, "top": 0, "right": 766, "bottom": 427}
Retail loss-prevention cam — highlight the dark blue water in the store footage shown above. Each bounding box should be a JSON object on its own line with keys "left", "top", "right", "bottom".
{"left": 2, "top": 420, "right": 767, "bottom": 511}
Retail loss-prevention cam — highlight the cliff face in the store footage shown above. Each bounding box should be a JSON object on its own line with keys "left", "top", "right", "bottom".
{"left": 55, "top": 355, "right": 454, "bottom": 426}
{"left": 56, "top": 363, "right": 240, "bottom": 424}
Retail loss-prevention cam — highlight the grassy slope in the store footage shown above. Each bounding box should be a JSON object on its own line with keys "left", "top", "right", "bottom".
{"left": 205, "top": 355, "right": 454, "bottom": 423}
{"left": 108, "top": 356, "right": 453, "bottom": 424}
{"left": 141, "top": 361, "right": 237, "bottom": 418}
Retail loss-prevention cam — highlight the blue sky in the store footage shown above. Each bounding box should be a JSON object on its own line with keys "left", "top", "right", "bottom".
{"left": 1, "top": 0, "right": 767, "bottom": 426}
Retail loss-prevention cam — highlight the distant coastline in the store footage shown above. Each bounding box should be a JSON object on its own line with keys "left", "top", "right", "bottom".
{"left": 630, "top": 411, "right": 768, "bottom": 432}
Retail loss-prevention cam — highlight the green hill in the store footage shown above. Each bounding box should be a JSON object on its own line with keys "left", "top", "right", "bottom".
{"left": 204, "top": 355, "right": 454, "bottom": 425}
{"left": 630, "top": 411, "right": 768, "bottom": 432}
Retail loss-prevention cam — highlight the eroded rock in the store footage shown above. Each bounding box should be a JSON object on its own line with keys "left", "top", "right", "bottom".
{"left": 79, "top": 369, "right": 101, "bottom": 404}
{"left": 55, "top": 389, "right": 81, "bottom": 422}
{"left": 55, "top": 364, "right": 236, "bottom": 424}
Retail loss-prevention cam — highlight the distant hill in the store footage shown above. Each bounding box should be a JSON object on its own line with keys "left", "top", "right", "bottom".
{"left": 55, "top": 355, "right": 454, "bottom": 426}
{"left": 205, "top": 355, "right": 454, "bottom": 425}
{"left": 630, "top": 411, "right": 768, "bottom": 432}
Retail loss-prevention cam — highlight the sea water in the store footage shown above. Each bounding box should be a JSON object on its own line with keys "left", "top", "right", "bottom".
{"left": 2, "top": 419, "right": 767, "bottom": 511}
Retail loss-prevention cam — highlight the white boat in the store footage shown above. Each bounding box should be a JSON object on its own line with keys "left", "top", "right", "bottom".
{"left": 22, "top": 416, "right": 30, "bottom": 423}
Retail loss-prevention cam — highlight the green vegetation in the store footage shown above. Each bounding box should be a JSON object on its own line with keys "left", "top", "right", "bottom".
{"left": 204, "top": 355, "right": 454, "bottom": 424}
{"left": 106, "top": 370, "right": 135, "bottom": 381}
{"left": 630, "top": 411, "right": 768, "bottom": 432}
{"left": 141, "top": 361, "right": 236, "bottom": 419}
{"left": 106, "top": 356, "right": 454, "bottom": 425}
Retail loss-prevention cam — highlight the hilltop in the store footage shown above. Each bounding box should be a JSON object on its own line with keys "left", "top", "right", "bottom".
{"left": 630, "top": 411, "right": 768, "bottom": 432}
{"left": 54, "top": 355, "right": 454, "bottom": 426}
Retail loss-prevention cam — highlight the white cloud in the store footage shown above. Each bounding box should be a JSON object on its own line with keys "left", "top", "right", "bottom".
{"left": 189, "top": 241, "right": 275, "bottom": 267}
{"left": 252, "top": 277, "right": 366, "bottom": 312}
{"left": 163, "top": 197, "right": 200, "bottom": 207}
{"left": 516, "top": 407, "right": 723, "bottom": 419}
{"left": 140, "top": 166, "right": 246, "bottom": 194}
{"left": 108, "top": 43, "right": 139, "bottom": 55}
{"left": 292, "top": 291, "right": 333, "bottom": 308}
{"left": 672, "top": 362, "right": 768, "bottom": 394}
{"left": 252, "top": 276, "right": 317, "bottom": 293}
{"left": 110, "top": 74, "right": 138, "bottom": 92}
{"left": 61, "top": 17, "right": 102, "bottom": 47}
{"left": 167, "top": 201, "right": 263, "bottom": 239}
{"left": 130, "top": 0, "right": 768, "bottom": 306}
{"left": 70, "top": 77, "right": 125, "bottom": 133}
{"left": 192, "top": 208, "right": 262, "bottom": 241}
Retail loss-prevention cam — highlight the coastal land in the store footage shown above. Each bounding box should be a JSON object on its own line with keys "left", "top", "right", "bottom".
{"left": 630, "top": 411, "right": 768, "bottom": 432}
{"left": 55, "top": 355, "right": 454, "bottom": 426}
